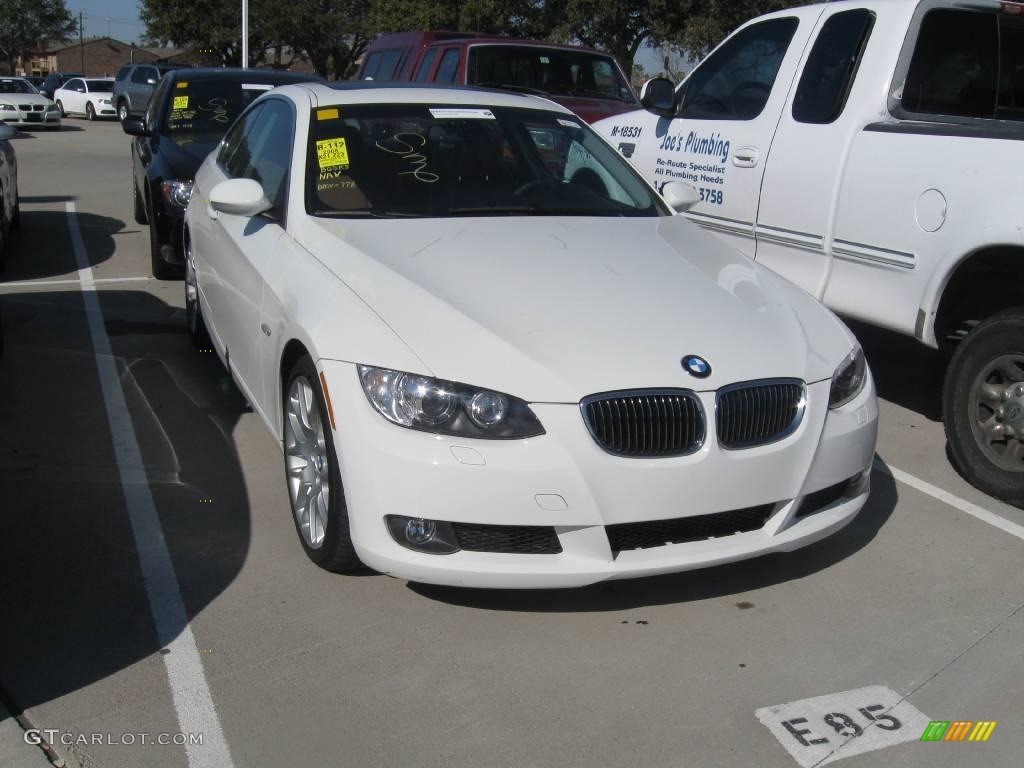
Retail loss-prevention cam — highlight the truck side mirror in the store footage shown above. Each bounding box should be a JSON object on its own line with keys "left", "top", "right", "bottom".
{"left": 640, "top": 77, "right": 676, "bottom": 113}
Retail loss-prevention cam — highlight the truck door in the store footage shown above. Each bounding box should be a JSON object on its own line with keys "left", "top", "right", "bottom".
{"left": 615, "top": 14, "right": 818, "bottom": 257}
{"left": 754, "top": 7, "right": 877, "bottom": 295}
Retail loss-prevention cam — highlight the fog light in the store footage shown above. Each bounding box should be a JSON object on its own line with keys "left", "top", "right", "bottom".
{"left": 385, "top": 515, "right": 460, "bottom": 554}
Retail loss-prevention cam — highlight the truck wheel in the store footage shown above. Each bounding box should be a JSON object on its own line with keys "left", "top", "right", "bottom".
{"left": 943, "top": 309, "right": 1024, "bottom": 507}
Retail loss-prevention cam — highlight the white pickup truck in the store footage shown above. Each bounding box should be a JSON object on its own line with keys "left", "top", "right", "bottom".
{"left": 595, "top": 0, "right": 1024, "bottom": 506}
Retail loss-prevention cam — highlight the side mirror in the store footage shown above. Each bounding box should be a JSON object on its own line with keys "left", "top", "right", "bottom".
{"left": 0, "top": 126, "right": 17, "bottom": 141}
{"left": 661, "top": 181, "right": 700, "bottom": 213}
{"left": 208, "top": 178, "right": 272, "bottom": 217}
{"left": 640, "top": 77, "right": 676, "bottom": 113}
{"left": 121, "top": 117, "right": 150, "bottom": 136}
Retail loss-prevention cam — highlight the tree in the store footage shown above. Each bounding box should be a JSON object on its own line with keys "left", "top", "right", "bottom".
{"left": 0, "top": 0, "right": 77, "bottom": 75}
{"left": 140, "top": 0, "right": 247, "bottom": 65}
{"left": 679, "top": 0, "right": 812, "bottom": 57}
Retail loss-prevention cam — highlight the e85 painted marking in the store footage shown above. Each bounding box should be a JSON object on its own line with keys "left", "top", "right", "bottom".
{"left": 755, "top": 685, "right": 930, "bottom": 767}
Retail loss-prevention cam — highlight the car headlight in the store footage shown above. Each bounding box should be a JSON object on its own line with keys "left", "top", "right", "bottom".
{"left": 99, "top": 98, "right": 111, "bottom": 105}
{"left": 829, "top": 345, "right": 867, "bottom": 409}
{"left": 358, "top": 366, "right": 545, "bottom": 438}
{"left": 0, "top": 104, "right": 15, "bottom": 112}
{"left": 160, "top": 180, "right": 193, "bottom": 209}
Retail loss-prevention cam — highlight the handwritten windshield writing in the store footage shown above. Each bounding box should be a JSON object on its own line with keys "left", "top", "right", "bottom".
{"left": 375, "top": 133, "right": 439, "bottom": 183}
{"left": 196, "top": 97, "right": 230, "bottom": 124}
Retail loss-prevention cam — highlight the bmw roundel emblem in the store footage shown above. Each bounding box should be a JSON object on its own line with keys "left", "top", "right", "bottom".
{"left": 682, "top": 354, "right": 711, "bottom": 378}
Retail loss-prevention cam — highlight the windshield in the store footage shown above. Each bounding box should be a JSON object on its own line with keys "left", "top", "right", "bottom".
{"left": 86, "top": 80, "right": 113, "bottom": 92}
{"left": 306, "top": 104, "right": 664, "bottom": 219}
{"left": 468, "top": 46, "right": 637, "bottom": 103}
{"left": 162, "top": 80, "right": 276, "bottom": 136}
{"left": 0, "top": 79, "right": 37, "bottom": 95}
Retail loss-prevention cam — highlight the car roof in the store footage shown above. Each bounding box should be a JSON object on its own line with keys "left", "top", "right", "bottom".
{"left": 292, "top": 81, "right": 574, "bottom": 114}
{"left": 165, "top": 67, "right": 324, "bottom": 84}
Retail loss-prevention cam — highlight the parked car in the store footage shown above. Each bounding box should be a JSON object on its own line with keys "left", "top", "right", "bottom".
{"left": 53, "top": 77, "right": 116, "bottom": 120}
{"left": 356, "top": 31, "right": 640, "bottom": 123}
{"left": 183, "top": 82, "right": 878, "bottom": 587}
{"left": 0, "top": 77, "right": 60, "bottom": 130}
{"left": 112, "top": 64, "right": 179, "bottom": 121}
{"left": 595, "top": 0, "right": 1024, "bottom": 507}
{"left": 122, "top": 67, "right": 324, "bottom": 278}
{"left": 38, "top": 72, "right": 83, "bottom": 98}
{"left": 0, "top": 124, "right": 18, "bottom": 272}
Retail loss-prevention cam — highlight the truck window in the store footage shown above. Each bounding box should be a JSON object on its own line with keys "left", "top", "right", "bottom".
{"left": 998, "top": 16, "right": 1024, "bottom": 120}
{"left": 793, "top": 9, "right": 874, "bottom": 124}
{"left": 678, "top": 18, "right": 798, "bottom": 120}
{"left": 901, "top": 10, "right": 997, "bottom": 119}
{"left": 414, "top": 49, "right": 439, "bottom": 82}
{"left": 362, "top": 49, "right": 405, "bottom": 81}
{"left": 435, "top": 49, "right": 461, "bottom": 84}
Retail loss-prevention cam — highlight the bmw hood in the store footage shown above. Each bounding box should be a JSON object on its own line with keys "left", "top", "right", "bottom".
{"left": 0, "top": 93, "right": 51, "bottom": 107}
{"left": 300, "top": 215, "right": 856, "bottom": 403}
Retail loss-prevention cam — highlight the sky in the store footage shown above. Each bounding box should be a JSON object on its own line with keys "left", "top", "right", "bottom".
{"left": 69, "top": 1, "right": 147, "bottom": 44}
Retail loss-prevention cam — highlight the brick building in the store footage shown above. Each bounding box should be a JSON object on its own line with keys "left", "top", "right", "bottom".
{"left": 15, "top": 37, "right": 206, "bottom": 78}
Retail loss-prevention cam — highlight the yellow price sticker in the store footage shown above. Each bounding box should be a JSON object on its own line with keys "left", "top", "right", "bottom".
{"left": 173, "top": 95, "right": 189, "bottom": 110}
{"left": 176, "top": 82, "right": 188, "bottom": 89}
{"left": 316, "top": 137, "right": 349, "bottom": 170}
{"left": 316, "top": 108, "right": 339, "bottom": 121}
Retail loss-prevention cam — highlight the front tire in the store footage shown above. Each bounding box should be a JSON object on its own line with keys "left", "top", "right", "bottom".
{"left": 944, "top": 309, "right": 1024, "bottom": 507}
{"left": 55, "top": 100, "right": 65, "bottom": 117}
{"left": 283, "top": 356, "right": 360, "bottom": 571}
{"left": 132, "top": 170, "right": 147, "bottom": 225}
{"left": 86, "top": 103, "right": 96, "bottom": 121}
{"left": 117, "top": 101, "right": 128, "bottom": 122}
{"left": 184, "top": 233, "right": 209, "bottom": 347}
{"left": 147, "top": 197, "right": 179, "bottom": 280}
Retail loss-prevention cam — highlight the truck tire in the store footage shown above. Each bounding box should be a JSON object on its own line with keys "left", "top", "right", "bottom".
{"left": 943, "top": 309, "right": 1024, "bottom": 507}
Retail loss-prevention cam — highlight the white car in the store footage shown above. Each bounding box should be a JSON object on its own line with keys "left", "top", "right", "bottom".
{"left": 53, "top": 77, "right": 116, "bottom": 120}
{"left": 0, "top": 77, "right": 60, "bottom": 130}
{"left": 185, "top": 83, "right": 879, "bottom": 588}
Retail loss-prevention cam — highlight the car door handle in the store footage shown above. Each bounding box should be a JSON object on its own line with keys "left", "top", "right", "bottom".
{"left": 732, "top": 147, "right": 760, "bottom": 168}
{"left": 260, "top": 323, "right": 272, "bottom": 337}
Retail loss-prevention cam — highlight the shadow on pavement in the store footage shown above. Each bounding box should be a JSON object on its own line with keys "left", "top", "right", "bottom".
{"left": 843, "top": 318, "right": 948, "bottom": 422}
{"left": 410, "top": 463, "right": 898, "bottom": 611}
{"left": 0, "top": 289, "right": 251, "bottom": 711}
{"left": 1, "top": 208, "right": 121, "bottom": 280}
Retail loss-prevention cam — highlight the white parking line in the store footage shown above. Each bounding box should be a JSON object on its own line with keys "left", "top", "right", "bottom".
{"left": 874, "top": 459, "right": 1024, "bottom": 542}
{"left": 0, "top": 276, "right": 154, "bottom": 289}
{"left": 66, "top": 202, "right": 234, "bottom": 768}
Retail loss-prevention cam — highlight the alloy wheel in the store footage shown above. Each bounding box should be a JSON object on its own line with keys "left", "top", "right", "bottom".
{"left": 184, "top": 239, "right": 199, "bottom": 335}
{"left": 284, "top": 376, "right": 331, "bottom": 548}
{"left": 969, "top": 353, "right": 1024, "bottom": 472}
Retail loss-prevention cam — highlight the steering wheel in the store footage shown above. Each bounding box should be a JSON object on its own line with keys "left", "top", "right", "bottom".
{"left": 514, "top": 180, "right": 548, "bottom": 197}
{"left": 729, "top": 81, "right": 771, "bottom": 117}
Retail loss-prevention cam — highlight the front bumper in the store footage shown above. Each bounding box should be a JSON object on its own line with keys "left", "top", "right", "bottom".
{"left": 0, "top": 112, "right": 60, "bottom": 128}
{"left": 321, "top": 360, "right": 879, "bottom": 588}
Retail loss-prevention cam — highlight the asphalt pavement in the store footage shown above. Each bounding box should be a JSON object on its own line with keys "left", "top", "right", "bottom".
{"left": 0, "top": 118, "right": 1021, "bottom": 768}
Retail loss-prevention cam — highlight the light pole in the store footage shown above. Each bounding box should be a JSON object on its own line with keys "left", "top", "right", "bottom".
{"left": 241, "top": 0, "right": 248, "bottom": 69}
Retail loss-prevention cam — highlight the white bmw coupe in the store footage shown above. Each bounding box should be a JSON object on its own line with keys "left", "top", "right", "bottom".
{"left": 185, "top": 83, "right": 878, "bottom": 588}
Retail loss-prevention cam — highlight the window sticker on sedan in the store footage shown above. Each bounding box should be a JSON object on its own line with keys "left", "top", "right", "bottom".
{"left": 316, "top": 108, "right": 340, "bottom": 121}
{"left": 176, "top": 82, "right": 188, "bottom": 89}
{"left": 173, "top": 95, "right": 189, "bottom": 110}
{"left": 316, "top": 137, "right": 350, "bottom": 170}
{"left": 428, "top": 108, "right": 495, "bottom": 120}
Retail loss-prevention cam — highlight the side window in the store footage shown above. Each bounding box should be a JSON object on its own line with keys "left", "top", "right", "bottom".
{"left": 901, "top": 10, "right": 997, "bottom": 118}
{"left": 414, "top": 49, "right": 439, "bottom": 82}
{"left": 999, "top": 16, "right": 1024, "bottom": 120}
{"left": 362, "top": 49, "right": 405, "bottom": 81}
{"left": 130, "top": 67, "right": 150, "bottom": 84}
{"left": 115, "top": 66, "right": 130, "bottom": 81}
{"left": 220, "top": 102, "right": 294, "bottom": 211}
{"left": 678, "top": 18, "right": 799, "bottom": 120}
{"left": 145, "top": 77, "right": 170, "bottom": 129}
{"left": 793, "top": 9, "right": 875, "bottom": 124}
{"left": 435, "top": 48, "right": 461, "bottom": 84}
{"left": 65, "top": 78, "right": 83, "bottom": 92}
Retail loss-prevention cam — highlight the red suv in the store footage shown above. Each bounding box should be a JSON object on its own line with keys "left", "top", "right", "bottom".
{"left": 356, "top": 31, "right": 639, "bottom": 124}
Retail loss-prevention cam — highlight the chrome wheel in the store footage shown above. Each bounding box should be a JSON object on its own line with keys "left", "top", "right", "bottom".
{"left": 970, "top": 353, "right": 1024, "bottom": 473}
{"left": 284, "top": 376, "right": 331, "bottom": 548}
{"left": 118, "top": 103, "right": 128, "bottom": 121}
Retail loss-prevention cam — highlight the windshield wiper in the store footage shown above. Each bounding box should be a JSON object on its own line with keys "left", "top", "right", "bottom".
{"left": 447, "top": 206, "right": 533, "bottom": 216}
{"left": 474, "top": 82, "right": 549, "bottom": 97}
